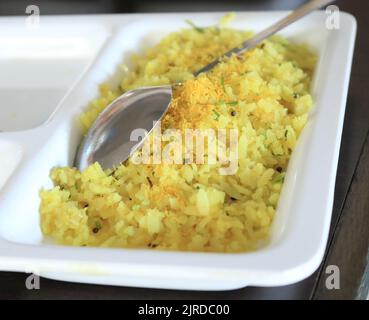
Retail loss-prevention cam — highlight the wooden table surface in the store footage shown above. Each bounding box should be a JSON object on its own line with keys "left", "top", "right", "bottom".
{"left": 0, "top": 0, "right": 368, "bottom": 299}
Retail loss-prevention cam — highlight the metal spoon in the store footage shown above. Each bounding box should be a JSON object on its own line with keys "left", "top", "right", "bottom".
{"left": 75, "top": 0, "right": 333, "bottom": 170}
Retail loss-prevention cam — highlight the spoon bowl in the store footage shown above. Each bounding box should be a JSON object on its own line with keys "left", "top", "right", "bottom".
{"left": 75, "top": 85, "right": 172, "bottom": 170}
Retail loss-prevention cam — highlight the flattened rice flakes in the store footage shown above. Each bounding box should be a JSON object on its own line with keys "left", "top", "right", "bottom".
{"left": 40, "top": 24, "right": 316, "bottom": 252}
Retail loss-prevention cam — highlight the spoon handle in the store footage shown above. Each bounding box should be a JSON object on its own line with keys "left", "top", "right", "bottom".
{"left": 194, "top": 0, "right": 335, "bottom": 76}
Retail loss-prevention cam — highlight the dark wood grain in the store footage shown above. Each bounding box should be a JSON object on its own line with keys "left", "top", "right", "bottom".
{"left": 0, "top": 0, "right": 368, "bottom": 300}
{"left": 0, "top": 271, "right": 317, "bottom": 300}
{"left": 308, "top": 0, "right": 369, "bottom": 299}
{"left": 313, "top": 130, "right": 369, "bottom": 300}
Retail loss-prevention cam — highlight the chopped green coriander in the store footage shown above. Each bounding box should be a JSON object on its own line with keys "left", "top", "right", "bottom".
{"left": 216, "top": 100, "right": 238, "bottom": 106}
{"left": 212, "top": 109, "right": 221, "bottom": 120}
{"left": 271, "top": 151, "right": 284, "bottom": 156}
{"left": 221, "top": 77, "right": 226, "bottom": 93}
{"left": 272, "top": 173, "right": 285, "bottom": 183}
{"left": 185, "top": 19, "right": 204, "bottom": 33}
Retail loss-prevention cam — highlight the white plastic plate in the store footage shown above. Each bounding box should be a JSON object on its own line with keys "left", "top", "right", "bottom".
{"left": 0, "top": 12, "right": 356, "bottom": 290}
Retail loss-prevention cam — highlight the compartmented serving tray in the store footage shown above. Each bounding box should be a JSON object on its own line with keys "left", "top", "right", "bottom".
{"left": 0, "top": 12, "right": 356, "bottom": 290}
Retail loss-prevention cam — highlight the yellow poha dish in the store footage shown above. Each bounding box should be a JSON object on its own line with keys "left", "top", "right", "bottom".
{"left": 40, "top": 20, "right": 316, "bottom": 252}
